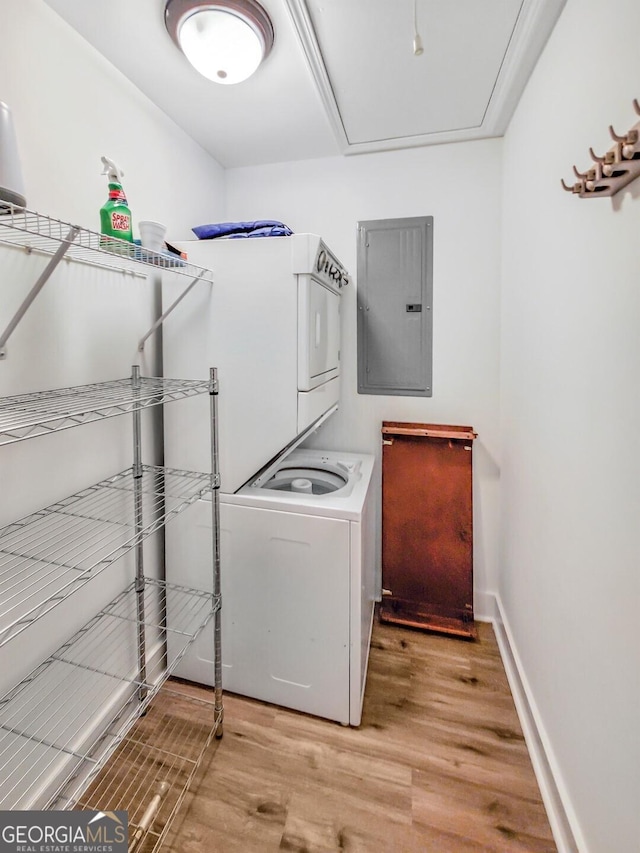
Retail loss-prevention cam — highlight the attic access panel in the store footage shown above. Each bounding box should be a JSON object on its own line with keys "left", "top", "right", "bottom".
{"left": 297, "top": 0, "right": 524, "bottom": 144}
{"left": 357, "top": 217, "right": 433, "bottom": 397}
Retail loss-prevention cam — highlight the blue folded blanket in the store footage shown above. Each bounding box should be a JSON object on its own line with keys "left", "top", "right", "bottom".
{"left": 192, "top": 220, "right": 293, "bottom": 240}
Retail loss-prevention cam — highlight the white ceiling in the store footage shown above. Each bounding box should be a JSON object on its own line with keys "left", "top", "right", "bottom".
{"left": 43, "top": 0, "right": 566, "bottom": 168}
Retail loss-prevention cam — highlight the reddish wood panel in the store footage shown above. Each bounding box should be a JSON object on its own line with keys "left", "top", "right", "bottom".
{"left": 381, "top": 422, "right": 476, "bottom": 639}
{"left": 382, "top": 421, "right": 477, "bottom": 441}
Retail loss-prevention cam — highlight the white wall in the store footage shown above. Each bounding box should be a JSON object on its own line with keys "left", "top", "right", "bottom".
{"left": 500, "top": 1, "right": 640, "bottom": 850}
{"left": 0, "top": 0, "right": 225, "bottom": 694}
{"left": 226, "top": 142, "right": 503, "bottom": 613}
{"left": 4, "top": 1, "right": 636, "bottom": 845}
{"left": 2, "top": 1, "right": 225, "bottom": 234}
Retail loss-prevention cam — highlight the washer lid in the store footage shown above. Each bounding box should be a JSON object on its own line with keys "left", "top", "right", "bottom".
{"left": 240, "top": 404, "right": 337, "bottom": 492}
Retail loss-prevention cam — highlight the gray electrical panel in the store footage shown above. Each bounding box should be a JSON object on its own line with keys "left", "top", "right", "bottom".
{"left": 357, "top": 216, "right": 433, "bottom": 396}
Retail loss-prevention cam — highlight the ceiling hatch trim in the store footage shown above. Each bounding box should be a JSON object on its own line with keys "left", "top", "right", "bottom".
{"left": 284, "top": 0, "right": 567, "bottom": 156}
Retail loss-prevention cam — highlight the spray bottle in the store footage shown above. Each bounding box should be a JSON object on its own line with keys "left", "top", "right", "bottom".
{"left": 100, "top": 156, "right": 133, "bottom": 244}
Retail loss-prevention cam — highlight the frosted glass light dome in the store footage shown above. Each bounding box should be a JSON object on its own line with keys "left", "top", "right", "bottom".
{"left": 165, "top": 1, "right": 274, "bottom": 85}
{"left": 180, "top": 9, "right": 262, "bottom": 84}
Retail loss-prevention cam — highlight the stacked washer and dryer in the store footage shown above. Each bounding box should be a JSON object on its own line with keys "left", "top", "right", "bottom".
{"left": 163, "top": 234, "right": 376, "bottom": 726}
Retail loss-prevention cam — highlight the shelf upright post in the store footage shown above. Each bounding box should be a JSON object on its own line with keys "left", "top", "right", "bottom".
{"left": 132, "top": 365, "right": 148, "bottom": 703}
{"left": 209, "top": 367, "right": 223, "bottom": 737}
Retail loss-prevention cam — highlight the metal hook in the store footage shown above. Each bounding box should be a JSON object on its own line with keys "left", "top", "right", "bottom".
{"left": 573, "top": 165, "right": 588, "bottom": 179}
{"left": 633, "top": 98, "right": 640, "bottom": 116}
{"left": 589, "top": 147, "right": 605, "bottom": 163}
{"left": 561, "top": 178, "right": 578, "bottom": 193}
{"left": 609, "top": 125, "right": 626, "bottom": 143}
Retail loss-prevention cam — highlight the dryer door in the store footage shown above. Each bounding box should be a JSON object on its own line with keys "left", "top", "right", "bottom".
{"left": 298, "top": 275, "right": 340, "bottom": 391}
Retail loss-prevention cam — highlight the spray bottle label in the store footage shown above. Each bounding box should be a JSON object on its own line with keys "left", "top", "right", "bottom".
{"left": 110, "top": 211, "right": 131, "bottom": 233}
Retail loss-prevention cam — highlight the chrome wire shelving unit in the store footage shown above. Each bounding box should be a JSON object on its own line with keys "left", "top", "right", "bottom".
{"left": 75, "top": 685, "right": 220, "bottom": 853}
{"left": 0, "top": 578, "right": 219, "bottom": 812}
{"left": 0, "top": 363, "right": 223, "bottom": 845}
{"left": 0, "top": 464, "right": 212, "bottom": 647}
{"left": 0, "top": 376, "right": 211, "bottom": 446}
{"left": 0, "top": 204, "right": 213, "bottom": 359}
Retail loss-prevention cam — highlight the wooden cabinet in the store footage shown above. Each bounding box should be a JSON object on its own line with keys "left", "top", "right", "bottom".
{"left": 380, "top": 422, "right": 477, "bottom": 639}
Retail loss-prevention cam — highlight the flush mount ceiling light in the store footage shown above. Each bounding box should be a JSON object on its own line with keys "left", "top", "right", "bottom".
{"left": 165, "top": 0, "right": 274, "bottom": 85}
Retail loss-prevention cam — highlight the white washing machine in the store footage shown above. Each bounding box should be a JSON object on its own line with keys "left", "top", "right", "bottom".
{"left": 166, "top": 448, "right": 377, "bottom": 726}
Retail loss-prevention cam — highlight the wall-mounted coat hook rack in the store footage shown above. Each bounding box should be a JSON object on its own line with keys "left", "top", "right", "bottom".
{"left": 561, "top": 99, "right": 640, "bottom": 197}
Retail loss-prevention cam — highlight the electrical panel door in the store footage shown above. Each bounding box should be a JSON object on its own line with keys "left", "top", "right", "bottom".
{"left": 357, "top": 217, "right": 433, "bottom": 396}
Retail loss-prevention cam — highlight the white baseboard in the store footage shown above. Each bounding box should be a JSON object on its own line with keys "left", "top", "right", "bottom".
{"left": 473, "top": 589, "right": 496, "bottom": 622}
{"left": 483, "top": 592, "right": 586, "bottom": 853}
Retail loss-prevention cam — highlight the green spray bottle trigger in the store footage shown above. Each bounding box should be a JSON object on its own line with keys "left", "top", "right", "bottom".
{"left": 100, "top": 155, "right": 133, "bottom": 244}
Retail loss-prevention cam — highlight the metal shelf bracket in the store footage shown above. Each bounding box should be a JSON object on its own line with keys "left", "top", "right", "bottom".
{"left": 137, "top": 273, "right": 209, "bottom": 352}
{"left": 0, "top": 205, "right": 213, "bottom": 360}
{"left": 0, "top": 224, "right": 80, "bottom": 359}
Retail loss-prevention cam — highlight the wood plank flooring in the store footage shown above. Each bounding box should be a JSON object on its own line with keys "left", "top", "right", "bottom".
{"left": 159, "top": 620, "right": 556, "bottom": 852}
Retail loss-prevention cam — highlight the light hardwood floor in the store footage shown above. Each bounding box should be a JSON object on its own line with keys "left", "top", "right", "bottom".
{"left": 161, "top": 619, "right": 556, "bottom": 852}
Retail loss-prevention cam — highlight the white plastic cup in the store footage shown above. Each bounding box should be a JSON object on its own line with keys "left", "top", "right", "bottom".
{"left": 138, "top": 220, "right": 166, "bottom": 253}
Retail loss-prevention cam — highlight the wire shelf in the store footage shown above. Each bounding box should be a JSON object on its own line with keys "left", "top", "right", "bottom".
{"left": 0, "top": 465, "right": 214, "bottom": 648}
{"left": 0, "top": 205, "right": 212, "bottom": 282}
{"left": 0, "top": 579, "right": 219, "bottom": 811}
{"left": 74, "top": 685, "right": 220, "bottom": 852}
{"left": 0, "top": 374, "right": 211, "bottom": 446}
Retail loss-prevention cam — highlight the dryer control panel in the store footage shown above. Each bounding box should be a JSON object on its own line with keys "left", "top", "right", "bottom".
{"left": 292, "top": 234, "right": 350, "bottom": 291}
{"left": 315, "top": 245, "right": 350, "bottom": 290}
